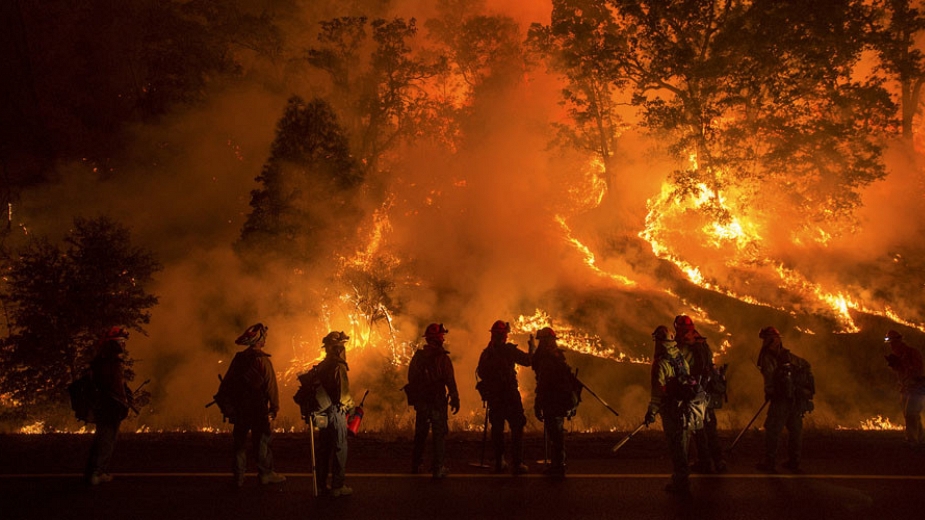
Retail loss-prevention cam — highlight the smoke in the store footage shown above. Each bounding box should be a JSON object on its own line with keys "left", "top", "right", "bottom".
{"left": 9, "top": 0, "right": 924, "bottom": 433}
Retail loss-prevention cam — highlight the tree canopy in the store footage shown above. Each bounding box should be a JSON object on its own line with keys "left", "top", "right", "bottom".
{"left": 0, "top": 217, "right": 161, "bottom": 411}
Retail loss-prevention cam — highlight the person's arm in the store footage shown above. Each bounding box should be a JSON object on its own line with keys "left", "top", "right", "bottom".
{"left": 444, "top": 356, "right": 460, "bottom": 414}
{"left": 513, "top": 344, "right": 532, "bottom": 367}
{"left": 335, "top": 364, "right": 353, "bottom": 409}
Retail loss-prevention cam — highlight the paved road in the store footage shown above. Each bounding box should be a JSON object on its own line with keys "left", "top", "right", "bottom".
{"left": 2, "top": 471, "right": 923, "bottom": 520}
{"left": 1, "top": 430, "right": 923, "bottom": 520}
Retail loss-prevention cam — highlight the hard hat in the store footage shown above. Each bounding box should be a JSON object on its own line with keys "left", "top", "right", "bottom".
{"left": 536, "top": 327, "right": 556, "bottom": 340}
{"left": 885, "top": 330, "right": 903, "bottom": 343}
{"left": 652, "top": 325, "right": 675, "bottom": 343}
{"left": 490, "top": 320, "right": 511, "bottom": 334}
{"left": 424, "top": 323, "right": 449, "bottom": 338}
{"left": 105, "top": 326, "right": 129, "bottom": 340}
{"left": 235, "top": 323, "right": 268, "bottom": 346}
{"left": 323, "top": 330, "right": 350, "bottom": 347}
{"left": 758, "top": 326, "right": 780, "bottom": 339}
{"left": 673, "top": 315, "right": 694, "bottom": 331}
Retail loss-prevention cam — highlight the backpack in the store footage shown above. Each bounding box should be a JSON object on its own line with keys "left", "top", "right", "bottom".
{"left": 773, "top": 355, "right": 815, "bottom": 413}
{"left": 293, "top": 364, "right": 333, "bottom": 424}
{"left": 403, "top": 349, "right": 439, "bottom": 407}
{"left": 475, "top": 345, "right": 509, "bottom": 402}
{"left": 213, "top": 350, "right": 267, "bottom": 422}
{"left": 68, "top": 372, "right": 99, "bottom": 423}
{"left": 665, "top": 354, "right": 708, "bottom": 431}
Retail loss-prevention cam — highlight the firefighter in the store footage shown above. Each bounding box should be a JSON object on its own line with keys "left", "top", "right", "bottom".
{"left": 408, "top": 323, "right": 460, "bottom": 478}
{"left": 84, "top": 327, "right": 132, "bottom": 485}
{"left": 476, "top": 320, "right": 532, "bottom": 475}
{"left": 645, "top": 325, "right": 694, "bottom": 496}
{"left": 884, "top": 330, "right": 925, "bottom": 448}
{"left": 531, "top": 326, "right": 580, "bottom": 477}
{"left": 220, "top": 323, "right": 286, "bottom": 487}
{"left": 315, "top": 331, "right": 355, "bottom": 496}
{"left": 673, "top": 315, "right": 727, "bottom": 474}
{"left": 755, "top": 326, "right": 815, "bottom": 473}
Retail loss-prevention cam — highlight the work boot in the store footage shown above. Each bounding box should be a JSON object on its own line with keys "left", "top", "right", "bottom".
{"left": 664, "top": 480, "right": 691, "bottom": 497}
{"left": 331, "top": 486, "right": 353, "bottom": 497}
{"left": 259, "top": 472, "right": 287, "bottom": 485}
{"left": 690, "top": 461, "right": 713, "bottom": 474}
{"left": 88, "top": 473, "right": 113, "bottom": 486}
{"left": 542, "top": 464, "right": 566, "bottom": 477}
{"left": 233, "top": 474, "right": 245, "bottom": 488}
{"left": 432, "top": 466, "right": 449, "bottom": 479}
{"left": 511, "top": 463, "right": 528, "bottom": 476}
{"left": 714, "top": 459, "right": 728, "bottom": 474}
{"left": 494, "top": 460, "right": 509, "bottom": 474}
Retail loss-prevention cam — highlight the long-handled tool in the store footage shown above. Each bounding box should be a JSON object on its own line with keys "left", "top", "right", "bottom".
{"left": 579, "top": 379, "right": 620, "bottom": 418}
{"left": 309, "top": 416, "right": 318, "bottom": 497}
{"left": 612, "top": 421, "right": 647, "bottom": 453}
{"left": 728, "top": 399, "right": 769, "bottom": 453}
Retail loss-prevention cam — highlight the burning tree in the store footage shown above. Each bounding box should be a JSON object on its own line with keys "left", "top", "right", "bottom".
{"left": 527, "top": 0, "right": 629, "bottom": 194}
{"left": 305, "top": 16, "right": 447, "bottom": 176}
{"left": 0, "top": 216, "right": 160, "bottom": 415}
{"left": 610, "top": 0, "right": 894, "bottom": 238}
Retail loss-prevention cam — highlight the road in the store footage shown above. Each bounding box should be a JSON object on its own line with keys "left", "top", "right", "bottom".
{"left": 1, "top": 430, "right": 923, "bottom": 520}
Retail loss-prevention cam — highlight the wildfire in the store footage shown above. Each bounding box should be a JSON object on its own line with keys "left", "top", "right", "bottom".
{"left": 836, "top": 415, "right": 904, "bottom": 431}
{"left": 642, "top": 177, "right": 925, "bottom": 334}
{"left": 555, "top": 215, "right": 636, "bottom": 287}
{"left": 513, "top": 309, "right": 649, "bottom": 364}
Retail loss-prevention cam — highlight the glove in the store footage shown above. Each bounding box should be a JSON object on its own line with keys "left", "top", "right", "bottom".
{"left": 535, "top": 407, "right": 544, "bottom": 422}
{"left": 449, "top": 394, "right": 460, "bottom": 415}
{"left": 644, "top": 409, "right": 657, "bottom": 426}
{"left": 528, "top": 334, "right": 537, "bottom": 355}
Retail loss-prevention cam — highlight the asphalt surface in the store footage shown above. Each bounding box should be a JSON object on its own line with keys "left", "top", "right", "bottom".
{"left": 1, "top": 429, "right": 924, "bottom": 520}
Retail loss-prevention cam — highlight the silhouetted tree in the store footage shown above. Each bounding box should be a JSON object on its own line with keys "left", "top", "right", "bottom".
{"left": 607, "top": 0, "right": 893, "bottom": 235}
{"left": 237, "top": 96, "right": 363, "bottom": 264}
{"left": 306, "top": 16, "right": 446, "bottom": 174}
{"left": 528, "top": 0, "right": 629, "bottom": 192}
{"left": 869, "top": 0, "right": 925, "bottom": 140}
{"left": 0, "top": 216, "right": 161, "bottom": 411}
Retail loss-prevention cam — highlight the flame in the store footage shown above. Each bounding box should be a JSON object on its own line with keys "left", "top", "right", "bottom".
{"left": 513, "top": 309, "right": 649, "bottom": 364}
{"left": 836, "top": 415, "right": 904, "bottom": 431}
{"left": 641, "top": 174, "right": 925, "bottom": 334}
{"left": 555, "top": 216, "right": 636, "bottom": 287}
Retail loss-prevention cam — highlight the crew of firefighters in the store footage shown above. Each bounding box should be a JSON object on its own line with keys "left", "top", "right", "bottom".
{"left": 80, "top": 318, "right": 924, "bottom": 499}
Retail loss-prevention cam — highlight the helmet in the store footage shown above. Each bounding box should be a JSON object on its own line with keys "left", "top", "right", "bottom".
{"left": 885, "top": 330, "right": 903, "bottom": 343}
{"left": 322, "top": 331, "right": 350, "bottom": 347}
{"left": 490, "top": 320, "right": 511, "bottom": 334}
{"left": 424, "top": 323, "right": 449, "bottom": 339}
{"left": 235, "top": 323, "right": 268, "bottom": 346}
{"left": 105, "top": 326, "right": 129, "bottom": 340}
{"left": 652, "top": 325, "right": 675, "bottom": 343}
{"left": 536, "top": 327, "right": 557, "bottom": 340}
{"left": 673, "top": 315, "right": 694, "bottom": 331}
{"left": 758, "top": 326, "right": 780, "bottom": 339}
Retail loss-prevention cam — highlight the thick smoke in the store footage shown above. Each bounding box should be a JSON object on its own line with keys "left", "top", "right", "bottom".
{"left": 10, "top": 0, "right": 924, "bottom": 433}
